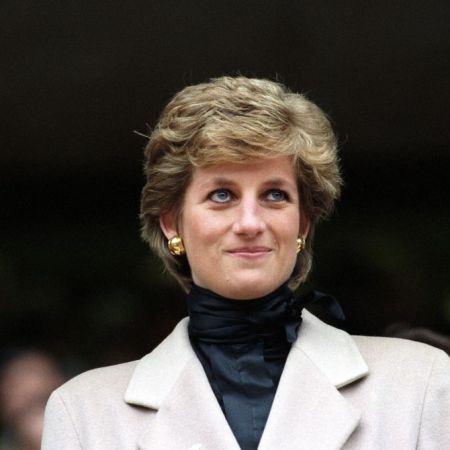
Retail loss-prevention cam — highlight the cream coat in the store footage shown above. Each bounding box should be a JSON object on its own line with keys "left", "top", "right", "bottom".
{"left": 42, "top": 311, "right": 450, "bottom": 449}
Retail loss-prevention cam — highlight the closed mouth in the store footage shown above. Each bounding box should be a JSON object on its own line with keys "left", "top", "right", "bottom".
{"left": 227, "top": 247, "right": 272, "bottom": 255}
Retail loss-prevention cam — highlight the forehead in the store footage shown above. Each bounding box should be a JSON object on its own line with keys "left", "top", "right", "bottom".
{"left": 190, "top": 156, "right": 297, "bottom": 187}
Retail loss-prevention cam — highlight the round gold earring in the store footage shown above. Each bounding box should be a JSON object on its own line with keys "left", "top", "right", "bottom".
{"left": 296, "top": 238, "right": 305, "bottom": 254}
{"left": 168, "top": 236, "right": 185, "bottom": 256}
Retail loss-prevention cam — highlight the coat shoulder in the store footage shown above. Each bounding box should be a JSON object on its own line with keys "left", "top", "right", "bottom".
{"left": 348, "top": 334, "right": 450, "bottom": 396}
{"left": 352, "top": 334, "right": 448, "bottom": 367}
{"left": 43, "top": 360, "right": 150, "bottom": 449}
{"left": 54, "top": 360, "right": 139, "bottom": 402}
{"left": 342, "top": 335, "right": 450, "bottom": 448}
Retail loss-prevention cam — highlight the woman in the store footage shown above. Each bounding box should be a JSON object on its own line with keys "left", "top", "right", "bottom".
{"left": 42, "top": 77, "right": 450, "bottom": 449}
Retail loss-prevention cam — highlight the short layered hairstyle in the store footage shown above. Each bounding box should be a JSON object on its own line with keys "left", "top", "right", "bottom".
{"left": 140, "top": 76, "right": 342, "bottom": 292}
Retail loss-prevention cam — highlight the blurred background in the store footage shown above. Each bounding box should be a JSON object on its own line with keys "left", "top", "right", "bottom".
{"left": 1, "top": 2, "right": 449, "bottom": 434}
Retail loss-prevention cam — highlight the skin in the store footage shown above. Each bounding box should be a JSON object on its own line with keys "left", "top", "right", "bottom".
{"left": 160, "top": 156, "right": 309, "bottom": 300}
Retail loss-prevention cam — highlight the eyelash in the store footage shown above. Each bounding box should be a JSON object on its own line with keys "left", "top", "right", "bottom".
{"left": 208, "top": 188, "right": 289, "bottom": 203}
{"left": 209, "top": 189, "right": 232, "bottom": 203}
{"left": 266, "top": 190, "right": 289, "bottom": 202}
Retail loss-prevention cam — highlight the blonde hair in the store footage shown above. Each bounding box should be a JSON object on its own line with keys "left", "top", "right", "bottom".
{"left": 140, "top": 76, "right": 342, "bottom": 292}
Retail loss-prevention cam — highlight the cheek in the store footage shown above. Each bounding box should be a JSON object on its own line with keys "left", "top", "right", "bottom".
{"left": 278, "top": 211, "right": 300, "bottom": 240}
{"left": 181, "top": 214, "right": 223, "bottom": 272}
{"left": 183, "top": 223, "right": 223, "bottom": 287}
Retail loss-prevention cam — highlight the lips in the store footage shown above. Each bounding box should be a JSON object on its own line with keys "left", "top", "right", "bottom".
{"left": 227, "top": 246, "right": 272, "bottom": 255}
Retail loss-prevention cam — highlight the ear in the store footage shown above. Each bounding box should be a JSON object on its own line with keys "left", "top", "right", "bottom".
{"left": 299, "top": 215, "right": 311, "bottom": 240}
{"left": 159, "top": 209, "right": 179, "bottom": 240}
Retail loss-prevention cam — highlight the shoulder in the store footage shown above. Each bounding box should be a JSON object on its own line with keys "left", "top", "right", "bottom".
{"left": 352, "top": 334, "right": 449, "bottom": 374}
{"left": 350, "top": 335, "right": 450, "bottom": 445}
{"left": 43, "top": 361, "right": 156, "bottom": 449}
{"left": 352, "top": 335, "right": 450, "bottom": 407}
{"left": 347, "top": 334, "right": 450, "bottom": 417}
{"left": 57, "top": 360, "right": 138, "bottom": 397}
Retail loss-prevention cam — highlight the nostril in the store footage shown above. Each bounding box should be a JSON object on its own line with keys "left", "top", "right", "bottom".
{"left": 232, "top": 216, "right": 266, "bottom": 236}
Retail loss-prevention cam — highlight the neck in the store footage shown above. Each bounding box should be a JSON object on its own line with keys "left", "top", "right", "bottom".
{"left": 186, "top": 282, "right": 302, "bottom": 345}
{"left": 188, "top": 282, "right": 292, "bottom": 307}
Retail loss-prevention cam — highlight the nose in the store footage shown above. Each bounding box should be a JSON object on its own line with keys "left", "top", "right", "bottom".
{"left": 231, "top": 199, "right": 266, "bottom": 237}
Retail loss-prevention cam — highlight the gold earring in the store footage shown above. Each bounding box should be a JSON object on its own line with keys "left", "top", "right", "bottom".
{"left": 168, "top": 236, "right": 185, "bottom": 256}
{"left": 296, "top": 238, "right": 305, "bottom": 254}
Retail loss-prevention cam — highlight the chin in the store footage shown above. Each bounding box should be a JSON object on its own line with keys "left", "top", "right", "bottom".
{"left": 220, "top": 276, "right": 280, "bottom": 300}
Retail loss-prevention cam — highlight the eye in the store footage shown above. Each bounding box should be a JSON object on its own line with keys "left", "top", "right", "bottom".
{"left": 266, "top": 189, "right": 288, "bottom": 202}
{"left": 209, "top": 189, "right": 232, "bottom": 203}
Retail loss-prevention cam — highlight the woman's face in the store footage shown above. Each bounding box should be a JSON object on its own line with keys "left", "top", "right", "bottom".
{"left": 160, "top": 156, "right": 309, "bottom": 299}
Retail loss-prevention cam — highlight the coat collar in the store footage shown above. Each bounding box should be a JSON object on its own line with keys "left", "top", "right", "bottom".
{"left": 125, "top": 311, "right": 368, "bottom": 408}
{"left": 125, "top": 311, "right": 369, "bottom": 449}
{"left": 258, "top": 310, "right": 368, "bottom": 449}
{"left": 124, "top": 318, "right": 193, "bottom": 409}
{"left": 294, "top": 310, "right": 369, "bottom": 388}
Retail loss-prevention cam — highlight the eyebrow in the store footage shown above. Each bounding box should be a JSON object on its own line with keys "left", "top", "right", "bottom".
{"left": 201, "top": 177, "right": 296, "bottom": 190}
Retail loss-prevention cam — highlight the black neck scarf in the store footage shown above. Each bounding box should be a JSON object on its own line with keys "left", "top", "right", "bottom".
{"left": 186, "top": 282, "right": 303, "bottom": 450}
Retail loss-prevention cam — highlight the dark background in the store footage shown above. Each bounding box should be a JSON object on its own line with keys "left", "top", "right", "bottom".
{"left": 1, "top": 0, "right": 449, "bottom": 371}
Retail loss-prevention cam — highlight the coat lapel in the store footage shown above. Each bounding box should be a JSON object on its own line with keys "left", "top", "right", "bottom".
{"left": 125, "top": 318, "right": 240, "bottom": 450}
{"left": 259, "top": 311, "right": 369, "bottom": 450}
{"left": 258, "top": 348, "right": 361, "bottom": 450}
{"left": 137, "top": 357, "right": 240, "bottom": 450}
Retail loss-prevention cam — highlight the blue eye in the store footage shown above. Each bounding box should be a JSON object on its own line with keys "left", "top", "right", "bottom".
{"left": 209, "top": 189, "right": 232, "bottom": 203}
{"left": 266, "top": 190, "right": 287, "bottom": 201}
